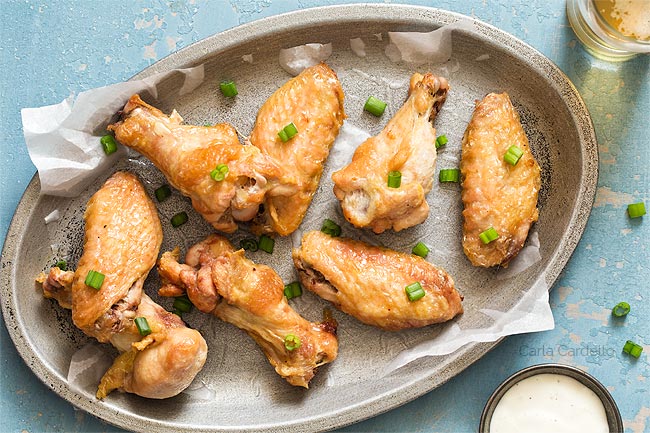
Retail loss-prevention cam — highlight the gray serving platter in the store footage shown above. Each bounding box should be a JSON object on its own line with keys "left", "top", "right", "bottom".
{"left": 1, "top": 4, "right": 597, "bottom": 433}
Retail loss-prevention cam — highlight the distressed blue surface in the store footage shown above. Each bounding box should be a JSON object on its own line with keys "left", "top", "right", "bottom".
{"left": 1, "top": 1, "right": 649, "bottom": 432}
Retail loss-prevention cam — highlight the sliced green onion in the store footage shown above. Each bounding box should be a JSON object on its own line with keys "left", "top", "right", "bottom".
{"left": 387, "top": 171, "right": 402, "bottom": 188}
{"left": 412, "top": 242, "right": 429, "bottom": 258}
{"left": 240, "top": 238, "right": 259, "bottom": 252}
{"left": 284, "top": 282, "right": 303, "bottom": 300}
{"left": 173, "top": 296, "right": 193, "bottom": 314}
{"left": 134, "top": 317, "right": 152, "bottom": 336}
{"left": 439, "top": 168, "right": 460, "bottom": 183}
{"left": 210, "top": 163, "right": 229, "bottom": 181}
{"left": 364, "top": 96, "right": 387, "bottom": 117}
{"left": 172, "top": 309, "right": 183, "bottom": 318}
{"left": 258, "top": 235, "right": 274, "bottom": 254}
{"left": 627, "top": 202, "right": 646, "bottom": 218}
{"left": 284, "top": 334, "right": 301, "bottom": 351}
{"left": 220, "top": 80, "right": 238, "bottom": 97}
{"left": 479, "top": 227, "right": 499, "bottom": 244}
{"left": 504, "top": 145, "right": 524, "bottom": 166}
{"left": 405, "top": 282, "right": 426, "bottom": 302}
{"left": 435, "top": 134, "right": 448, "bottom": 149}
{"left": 154, "top": 184, "right": 171, "bottom": 202}
{"left": 100, "top": 134, "right": 118, "bottom": 155}
{"left": 321, "top": 219, "right": 341, "bottom": 237}
{"left": 623, "top": 340, "right": 643, "bottom": 358}
{"left": 171, "top": 212, "right": 188, "bottom": 228}
{"left": 55, "top": 260, "right": 68, "bottom": 271}
{"left": 278, "top": 122, "right": 299, "bottom": 142}
{"left": 612, "top": 302, "right": 631, "bottom": 317}
{"left": 84, "top": 270, "right": 105, "bottom": 290}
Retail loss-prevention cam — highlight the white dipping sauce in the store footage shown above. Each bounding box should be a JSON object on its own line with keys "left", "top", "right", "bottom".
{"left": 490, "top": 373, "right": 609, "bottom": 433}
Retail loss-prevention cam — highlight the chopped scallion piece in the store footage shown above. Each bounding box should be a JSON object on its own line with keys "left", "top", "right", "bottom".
{"left": 364, "top": 96, "right": 387, "bottom": 117}
{"left": 258, "top": 235, "right": 274, "bottom": 253}
{"left": 55, "top": 260, "right": 68, "bottom": 271}
{"left": 173, "top": 296, "right": 193, "bottom": 313}
{"left": 612, "top": 302, "right": 630, "bottom": 317}
{"left": 284, "top": 334, "right": 301, "bottom": 351}
{"left": 84, "top": 270, "right": 105, "bottom": 290}
{"left": 284, "top": 282, "right": 303, "bottom": 300}
{"left": 172, "top": 309, "right": 183, "bottom": 318}
{"left": 435, "top": 134, "right": 448, "bottom": 149}
{"left": 479, "top": 227, "right": 499, "bottom": 244}
{"left": 623, "top": 340, "right": 643, "bottom": 358}
{"left": 134, "top": 317, "right": 152, "bottom": 336}
{"left": 405, "top": 282, "right": 426, "bottom": 302}
{"left": 220, "top": 80, "right": 238, "bottom": 97}
{"left": 278, "top": 122, "right": 299, "bottom": 142}
{"left": 439, "top": 168, "right": 460, "bottom": 183}
{"left": 504, "top": 145, "right": 524, "bottom": 166}
{"left": 210, "top": 163, "right": 229, "bottom": 181}
{"left": 321, "top": 219, "right": 341, "bottom": 237}
{"left": 154, "top": 184, "right": 171, "bottom": 202}
{"left": 171, "top": 212, "right": 188, "bottom": 228}
{"left": 100, "top": 134, "right": 118, "bottom": 155}
{"left": 387, "top": 170, "right": 402, "bottom": 188}
{"left": 627, "top": 202, "right": 646, "bottom": 218}
{"left": 240, "top": 238, "right": 259, "bottom": 252}
{"left": 412, "top": 242, "right": 429, "bottom": 258}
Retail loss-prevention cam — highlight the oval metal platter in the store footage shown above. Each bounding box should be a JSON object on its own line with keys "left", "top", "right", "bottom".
{"left": 1, "top": 4, "right": 597, "bottom": 433}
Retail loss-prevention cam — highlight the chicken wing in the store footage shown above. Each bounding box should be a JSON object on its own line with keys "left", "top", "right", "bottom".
{"left": 109, "top": 94, "right": 296, "bottom": 233}
{"left": 157, "top": 235, "right": 338, "bottom": 388}
{"left": 460, "top": 93, "right": 541, "bottom": 267}
{"left": 332, "top": 73, "right": 449, "bottom": 233}
{"left": 37, "top": 172, "right": 207, "bottom": 399}
{"left": 249, "top": 63, "right": 345, "bottom": 235}
{"left": 292, "top": 231, "right": 463, "bottom": 330}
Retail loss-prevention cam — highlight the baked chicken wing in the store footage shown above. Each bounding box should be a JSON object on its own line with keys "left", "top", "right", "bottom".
{"left": 292, "top": 231, "right": 463, "bottom": 330}
{"left": 460, "top": 93, "right": 541, "bottom": 267}
{"left": 38, "top": 172, "right": 207, "bottom": 399}
{"left": 109, "top": 95, "right": 296, "bottom": 233}
{"left": 249, "top": 63, "right": 345, "bottom": 235}
{"left": 158, "top": 235, "right": 338, "bottom": 388}
{"left": 332, "top": 73, "right": 449, "bottom": 233}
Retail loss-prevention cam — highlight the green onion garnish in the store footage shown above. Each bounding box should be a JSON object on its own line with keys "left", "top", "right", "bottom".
{"left": 627, "top": 202, "right": 646, "bottom": 218}
{"left": 84, "top": 270, "right": 105, "bottom": 290}
{"left": 364, "top": 96, "right": 387, "bottom": 117}
{"left": 134, "top": 317, "right": 152, "bottom": 336}
{"left": 439, "top": 168, "right": 460, "bottom": 183}
{"left": 278, "top": 122, "right": 299, "bottom": 142}
{"left": 258, "top": 235, "right": 274, "bottom": 254}
{"left": 284, "top": 334, "right": 301, "bottom": 351}
{"left": 412, "top": 242, "right": 429, "bottom": 258}
{"left": 405, "top": 282, "right": 426, "bottom": 302}
{"left": 210, "top": 163, "right": 229, "bottom": 181}
{"left": 154, "top": 184, "right": 171, "bottom": 202}
{"left": 55, "top": 260, "right": 68, "bottom": 271}
{"left": 387, "top": 171, "right": 402, "bottom": 188}
{"left": 220, "top": 80, "right": 238, "bottom": 97}
{"left": 321, "top": 219, "right": 341, "bottom": 237}
{"left": 240, "top": 238, "right": 259, "bottom": 252}
{"left": 504, "top": 145, "right": 524, "bottom": 166}
{"left": 100, "top": 134, "right": 118, "bottom": 155}
{"left": 173, "top": 296, "right": 193, "bottom": 314}
{"left": 612, "top": 302, "right": 631, "bottom": 317}
{"left": 479, "top": 227, "right": 499, "bottom": 244}
{"left": 623, "top": 340, "right": 643, "bottom": 358}
{"left": 284, "top": 282, "right": 303, "bottom": 300}
{"left": 435, "top": 134, "right": 448, "bottom": 149}
{"left": 171, "top": 212, "right": 188, "bottom": 228}
{"left": 172, "top": 309, "right": 183, "bottom": 318}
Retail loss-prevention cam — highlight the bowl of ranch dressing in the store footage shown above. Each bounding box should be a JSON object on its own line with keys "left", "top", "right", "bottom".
{"left": 480, "top": 363, "right": 623, "bottom": 433}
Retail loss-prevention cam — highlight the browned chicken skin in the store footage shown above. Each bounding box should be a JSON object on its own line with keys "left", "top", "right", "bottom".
{"left": 158, "top": 235, "right": 338, "bottom": 388}
{"left": 460, "top": 93, "right": 541, "bottom": 267}
{"left": 37, "top": 172, "right": 207, "bottom": 399}
{"left": 249, "top": 63, "right": 345, "bottom": 235}
{"left": 292, "top": 231, "right": 463, "bottom": 330}
{"left": 109, "top": 95, "right": 296, "bottom": 233}
{"left": 332, "top": 73, "right": 449, "bottom": 233}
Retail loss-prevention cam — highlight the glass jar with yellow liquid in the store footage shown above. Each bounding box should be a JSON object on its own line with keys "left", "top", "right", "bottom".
{"left": 567, "top": 0, "right": 650, "bottom": 60}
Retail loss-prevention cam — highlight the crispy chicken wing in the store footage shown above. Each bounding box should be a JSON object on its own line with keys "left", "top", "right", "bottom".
{"left": 158, "top": 235, "right": 338, "bottom": 388}
{"left": 460, "top": 93, "right": 541, "bottom": 267}
{"left": 37, "top": 172, "right": 207, "bottom": 399}
{"left": 109, "top": 95, "right": 296, "bottom": 233}
{"left": 249, "top": 63, "right": 345, "bottom": 235}
{"left": 292, "top": 231, "right": 463, "bottom": 330}
{"left": 332, "top": 73, "right": 449, "bottom": 233}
